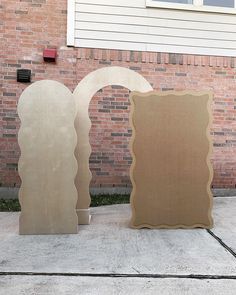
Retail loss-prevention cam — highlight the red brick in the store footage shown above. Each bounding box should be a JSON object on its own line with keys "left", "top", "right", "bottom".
{"left": 1, "top": 0, "right": 236, "bottom": 189}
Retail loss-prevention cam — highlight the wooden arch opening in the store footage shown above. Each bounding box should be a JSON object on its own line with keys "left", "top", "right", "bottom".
{"left": 73, "top": 66, "right": 153, "bottom": 224}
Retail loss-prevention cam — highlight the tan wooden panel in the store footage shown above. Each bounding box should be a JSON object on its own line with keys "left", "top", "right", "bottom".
{"left": 130, "top": 91, "right": 213, "bottom": 228}
{"left": 73, "top": 66, "right": 152, "bottom": 224}
{"left": 18, "top": 80, "right": 78, "bottom": 234}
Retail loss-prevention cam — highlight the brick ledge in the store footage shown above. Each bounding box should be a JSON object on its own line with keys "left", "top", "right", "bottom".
{"left": 77, "top": 48, "right": 236, "bottom": 68}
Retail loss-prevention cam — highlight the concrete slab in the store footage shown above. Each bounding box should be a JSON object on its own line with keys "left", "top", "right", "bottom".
{"left": 1, "top": 276, "right": 236, "bottom": 295}
{"left": 212, "top": 197, "right": 236, "bottom": 252}
{"left": 0, "top": 201, "right": 236, "bottom": 275}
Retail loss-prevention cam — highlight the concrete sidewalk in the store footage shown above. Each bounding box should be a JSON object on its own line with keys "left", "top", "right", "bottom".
{"left": 0, "top": 197, "right": 236, "bottom": 294}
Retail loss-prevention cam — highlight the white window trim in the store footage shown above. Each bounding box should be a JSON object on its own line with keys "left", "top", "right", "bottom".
{"left": 146, "top": 0, "right": 236, "bottom": 14}
{"left": 67, "top": 0, "right": 75, "bottom": 46}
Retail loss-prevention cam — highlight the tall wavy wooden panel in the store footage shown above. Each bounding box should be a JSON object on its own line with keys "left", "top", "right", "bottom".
{"left": 130, "top": 91, "right": 213, "bottom": 229}
{"left": 18, "top": 80, "right": 78, "bottom": 234}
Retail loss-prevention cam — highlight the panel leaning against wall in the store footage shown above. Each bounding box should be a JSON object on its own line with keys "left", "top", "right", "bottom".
{"left": 129, "top": 91, "right": 213, "bottom": 229}
{"left": 18, "top": 80, "right": 78, "bottom": 234}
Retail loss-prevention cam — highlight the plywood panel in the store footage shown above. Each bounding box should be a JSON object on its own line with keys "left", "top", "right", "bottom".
{"left": 73, "top": 66, "right": 153, "bottom": 224}
{"left": 130, "top": 91, "right": 213, "bottom": 228}
{"left": 18, "top": 80, "right": 78, "bottom": 234}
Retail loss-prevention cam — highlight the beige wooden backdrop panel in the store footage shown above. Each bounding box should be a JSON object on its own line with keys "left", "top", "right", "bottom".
{"left": 73, "top": 66, "right": 153, "bottom": 224}
{"left": 130, "top": 91, "right": 213, "bottom": 228}
{"left": 18, "top": 80, "right": 78, "bottom": 234}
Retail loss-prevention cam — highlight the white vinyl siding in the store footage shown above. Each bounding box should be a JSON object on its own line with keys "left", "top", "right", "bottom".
{"left": 70, "top": 0, "right": 236, "bottom": 57}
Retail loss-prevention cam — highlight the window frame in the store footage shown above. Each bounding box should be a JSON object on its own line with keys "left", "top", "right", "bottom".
{"left": 67, "top": 0, "right": 75, "bottom": 46}
{"left": 146, "top": 0, "right": 236, "bottom": 14}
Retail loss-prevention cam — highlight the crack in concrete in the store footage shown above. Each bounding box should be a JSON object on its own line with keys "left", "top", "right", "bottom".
{"left": 206, "top": 229, "right": 236, "bottom": 259}
{"left": 0, "top": 272, "right": 236, "bottom": 280}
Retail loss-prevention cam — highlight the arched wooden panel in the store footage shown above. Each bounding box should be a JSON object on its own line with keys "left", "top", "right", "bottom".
{"left": 73, "top": 67, "right": 153, "bottom": 224}
{"left": 18, "top": 80, "right": 78, "bottom": 234}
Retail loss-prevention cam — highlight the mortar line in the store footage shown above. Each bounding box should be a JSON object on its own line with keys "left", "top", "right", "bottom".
{"left": 206, "top": 229, "right": 236, "bottom": 259}
{"left": 0, "top": 272, "right": 236, "bottom": 280}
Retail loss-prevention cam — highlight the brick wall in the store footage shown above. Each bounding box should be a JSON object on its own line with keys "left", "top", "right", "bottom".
{"left": 1, "top": 0, "right": 236, "bottom": 191}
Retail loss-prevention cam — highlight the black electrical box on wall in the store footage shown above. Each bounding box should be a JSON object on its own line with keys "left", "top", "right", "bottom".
{"left": 17, "top": 69, "right": 31, "bottom": 83}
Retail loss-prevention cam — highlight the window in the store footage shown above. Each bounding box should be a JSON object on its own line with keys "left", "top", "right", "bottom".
{"left": 203, "top": 0, "right": 234, "bottom": 7}
{"left": 153, "top": 0, "right": 193, "bottom": 3}
{"left": 146, "top": 0, "right": 236, "bottom": 13}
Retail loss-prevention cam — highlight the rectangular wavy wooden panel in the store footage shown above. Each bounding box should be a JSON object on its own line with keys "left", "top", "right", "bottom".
{"left": 130, "top": 91, "right": 213, "bottom": 229}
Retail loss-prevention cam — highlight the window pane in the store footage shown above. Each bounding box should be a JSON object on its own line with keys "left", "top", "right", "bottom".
{"left": 203, "top": 0, "right": 234, "bottom": 7}
{"left": 153, "top": 0, "right": 193, "bottom": 4}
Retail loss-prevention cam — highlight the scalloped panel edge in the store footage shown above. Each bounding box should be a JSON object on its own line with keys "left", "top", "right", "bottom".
{"left": 129, "top": 91, "right": 213, "bottom": 229}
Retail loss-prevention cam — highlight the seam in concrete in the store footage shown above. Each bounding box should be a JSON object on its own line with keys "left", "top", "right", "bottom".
{"left": 213, "top": 195, "right": 236, "bottom": 198}
{"left": 0, "top": 272, "right": 236, "bottom": 280}
{"left": 206, "top": 229, "right": 236, "bottom": 259}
